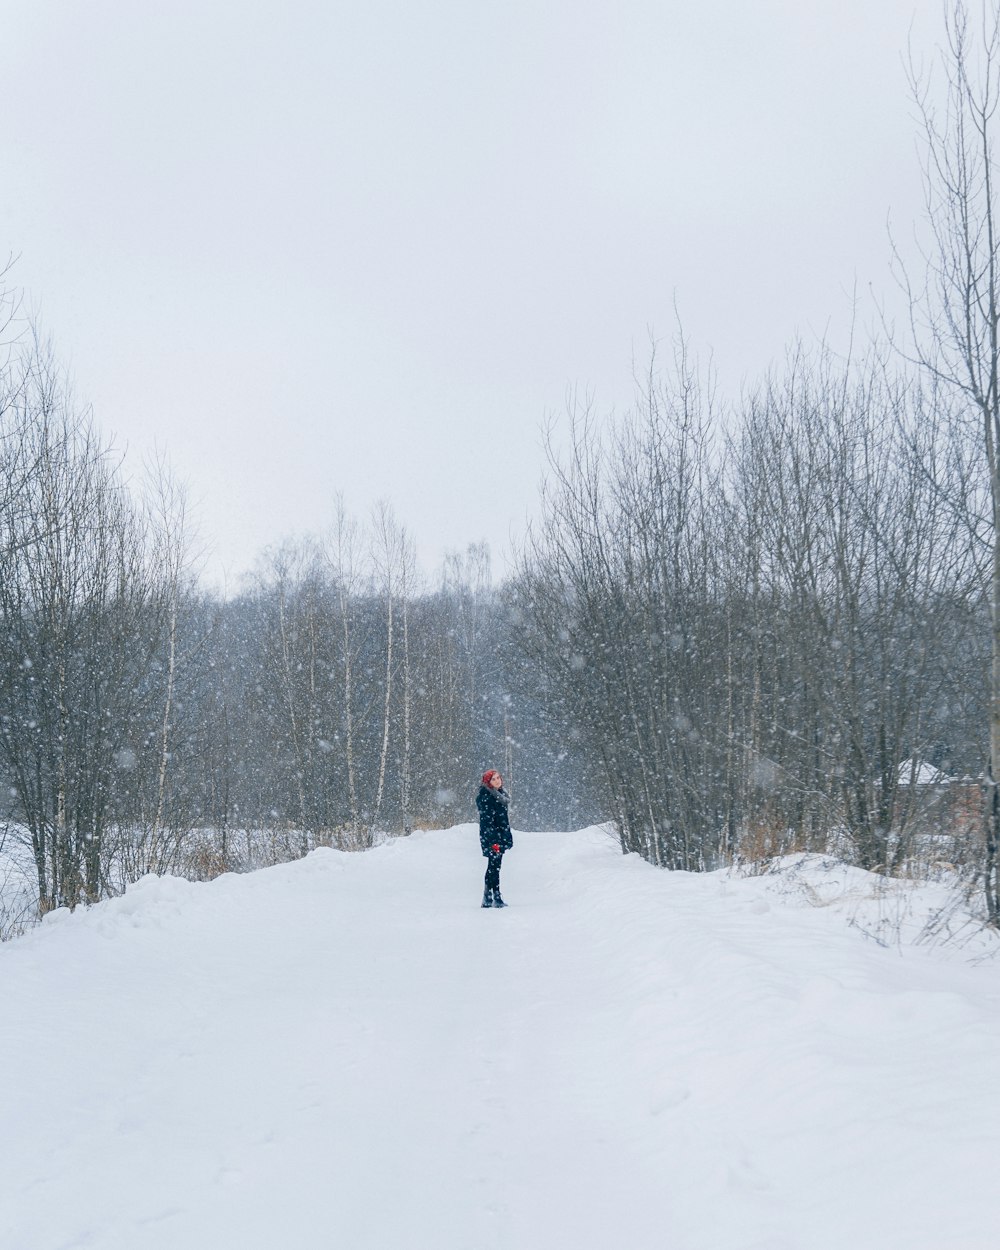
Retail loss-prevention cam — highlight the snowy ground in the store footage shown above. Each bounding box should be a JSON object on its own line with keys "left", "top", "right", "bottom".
{"left": 2, "top": 826, "right": 997, "bottom": 1250}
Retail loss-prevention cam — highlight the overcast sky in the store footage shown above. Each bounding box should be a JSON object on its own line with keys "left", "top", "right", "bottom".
{"left": 2, "top": 1, "right": 943, "bottom": 591}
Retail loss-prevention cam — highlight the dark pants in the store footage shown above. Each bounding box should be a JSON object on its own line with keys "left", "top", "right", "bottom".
{"left": 484, "top": 850, "right": 503, "bottom": 896}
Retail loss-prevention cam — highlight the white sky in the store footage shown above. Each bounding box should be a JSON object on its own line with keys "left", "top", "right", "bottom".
{"left": 2, "top": 1, "right": 942, "bottom": 591}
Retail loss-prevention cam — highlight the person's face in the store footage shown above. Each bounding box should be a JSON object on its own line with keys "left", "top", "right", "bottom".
{"left": 490, "top": 773, "right": 503, "bottom": 789}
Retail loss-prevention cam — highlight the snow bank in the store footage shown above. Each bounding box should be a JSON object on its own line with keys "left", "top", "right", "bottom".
{"left": 2, "top": 826, "right": 997, "bottom": 1249}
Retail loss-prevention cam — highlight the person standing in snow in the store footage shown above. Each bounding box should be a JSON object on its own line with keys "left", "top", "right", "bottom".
{"left": 476, "top": 769, "right": 513, "bottom": 908}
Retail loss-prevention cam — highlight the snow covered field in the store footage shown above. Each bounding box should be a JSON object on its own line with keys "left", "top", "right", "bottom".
{"left": 2, "top": 826, "right": 997, "bottom": 1250}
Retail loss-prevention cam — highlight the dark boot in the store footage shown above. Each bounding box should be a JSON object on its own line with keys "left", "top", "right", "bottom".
{"left": 482, "top": 889, "right": 493, "bottom": 908}
{"left": 493, "top": 891, "right": 507, "bottom": 908}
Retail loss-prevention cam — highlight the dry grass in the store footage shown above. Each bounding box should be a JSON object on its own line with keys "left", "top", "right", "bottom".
{"left": 730, "top": 815, "right": 811, "bottom": 875}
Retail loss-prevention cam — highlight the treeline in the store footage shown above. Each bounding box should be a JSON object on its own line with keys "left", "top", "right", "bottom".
{"left": 0, "top": 311, "right": 993, "bottom": 919}
{"left": 0, "top": 334, "right": 192, "bottom": 911}
{"left": 0, "top": 328, "right": 594, "bottom": 913}
{"left": 170, "top": 529, "right": 594, "bottom": 855}
{"left": 515, "top": 341, "right": 988, "bottom": 875}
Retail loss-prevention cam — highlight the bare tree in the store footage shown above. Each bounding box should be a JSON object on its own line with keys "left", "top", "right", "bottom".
{"left": 730, "top": 345, "right": 975, "bottom": 869}
{"left": 397, "top": 528, "right": 418, "bottom": 833}
{"left": 518, "top": 336, "right": 727, "bottom": 868}
{"left": 0, "top": 337, "right": 161, "bottom": 908}
{"left": 901, "top": 0, "right": 1000, "bottom": 919}
{"left": 326, "top": 497, "right": 362, "bottom": 837}
{"left": 145, "top": 453, "right": 196, "bottom": 859}
{"left": 370, "top": 501, "right": 406, "bottom": 833}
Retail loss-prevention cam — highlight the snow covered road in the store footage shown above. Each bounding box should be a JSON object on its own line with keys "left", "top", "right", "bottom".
{"left": 2, "top": 827, "right": 997, "bottom": 1249}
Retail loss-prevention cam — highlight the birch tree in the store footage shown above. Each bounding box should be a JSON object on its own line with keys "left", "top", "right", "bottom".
{"left": 327, "top": 498, "right": 362, "bottom": 837}
{"left": 370, "top": 501, "right": 406, "bottom": 834}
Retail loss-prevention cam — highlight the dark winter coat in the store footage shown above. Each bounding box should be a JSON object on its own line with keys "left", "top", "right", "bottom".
{"left": 476, "top": 784, "right": 513, "bottom": 856}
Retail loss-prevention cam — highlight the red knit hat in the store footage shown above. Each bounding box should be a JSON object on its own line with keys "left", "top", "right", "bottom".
{"left": 482, "top": 769, "right": 501, "bottom": 787}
